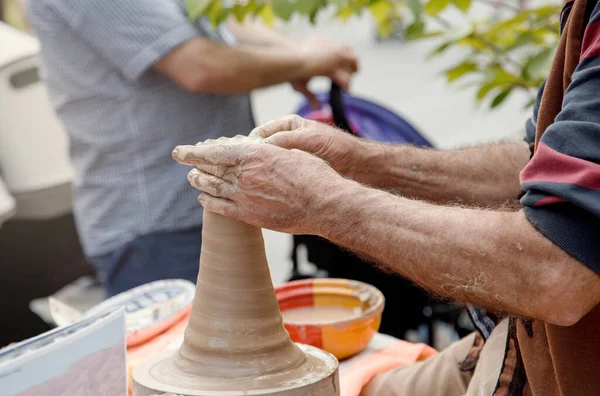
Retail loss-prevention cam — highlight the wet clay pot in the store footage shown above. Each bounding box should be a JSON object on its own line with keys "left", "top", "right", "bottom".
{"left": 133, "top": 211, "right": 339, "bottom": 396}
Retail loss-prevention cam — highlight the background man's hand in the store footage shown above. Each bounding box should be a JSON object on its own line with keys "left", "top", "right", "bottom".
{"left": 250, "top": 115, "right": 371, "bottom": 181}
{"left": 293, "top": 37, "right": 358, "bottom": 109}
{"left": 172, "top": 137, "right": 346, "bottom": 234}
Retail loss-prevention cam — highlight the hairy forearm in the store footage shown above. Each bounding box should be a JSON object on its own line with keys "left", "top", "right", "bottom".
{"left": 355, "top": 140, "right": 531, "bottom": 206}
{"left": 316, "top": 180, "right": 600, "bottom": 326}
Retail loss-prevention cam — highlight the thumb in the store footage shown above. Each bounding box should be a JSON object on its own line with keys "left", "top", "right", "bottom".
{"left": 249, "top": 115, "right": 304, "bottom": 138}
{"left": 266, "top": 130, "right": 308, "bottom": 151}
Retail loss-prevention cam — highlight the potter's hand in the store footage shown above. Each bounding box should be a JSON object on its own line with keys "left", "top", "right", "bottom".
{"left": 250, "top": 115, "right": 371, "bottom": 181}
{"left": 172, "top": 137, "right": 346, "bottom": 234}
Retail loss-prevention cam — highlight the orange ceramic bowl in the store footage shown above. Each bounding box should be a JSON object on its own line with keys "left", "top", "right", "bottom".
{"left": 275, "top": 278, "right": 385, "bottom": 360}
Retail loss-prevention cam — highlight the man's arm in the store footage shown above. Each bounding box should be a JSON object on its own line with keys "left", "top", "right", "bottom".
{"left": 153, "top": 37, "right": 344, "bottom": 94}
{"left": 317, "top": 180, "right": 600, "bottom": 327}
{"left": 173, "top": 136, "right": 599, "bottom": 328}
{"left": 173, "top": 140, "right": 599, "bottom": 327}
{"left": 357, "top": 141, "right": 531, "bottom": 206}
{"left": 253, "top": 116, "right": 531, "bottom": 206}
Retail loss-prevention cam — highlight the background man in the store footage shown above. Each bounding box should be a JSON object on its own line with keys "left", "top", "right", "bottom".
{"left": 27, "top": 0, "right": 357, "bottom": 296}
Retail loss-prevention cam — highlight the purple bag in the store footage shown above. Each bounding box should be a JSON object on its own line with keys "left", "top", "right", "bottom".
{"left": 295, "top": 83, "right": 433, "bottom": 147}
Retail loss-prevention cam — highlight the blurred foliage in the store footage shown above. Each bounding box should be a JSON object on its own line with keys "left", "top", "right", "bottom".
{"left": 187, "top": 0, "right": 561, "bottom": 108}
{"left": 3, "top": 0, "right": 27, "bottom": 31}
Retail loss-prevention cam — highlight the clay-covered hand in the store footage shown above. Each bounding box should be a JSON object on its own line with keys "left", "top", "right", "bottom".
{"left": 172, "top": 136, "right": 347, "bottom": 234}
{"left": 250, "top": 115, "right": 371, "bottom": 181}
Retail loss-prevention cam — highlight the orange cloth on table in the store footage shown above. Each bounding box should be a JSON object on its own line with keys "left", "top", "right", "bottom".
{"left": 340, "top": 340, "right": 437, "bottom": 396}
{"left": 126, "top": 313, "right": 190, "bottom": 395}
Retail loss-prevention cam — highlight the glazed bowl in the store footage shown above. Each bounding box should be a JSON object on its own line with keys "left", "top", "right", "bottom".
{"left": 275, "top": 278, "right": 385, "bottom": 360}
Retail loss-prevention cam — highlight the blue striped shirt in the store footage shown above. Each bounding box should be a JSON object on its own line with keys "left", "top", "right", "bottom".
{"left": 28, "top": 0, "right": 255, "bottom": 256}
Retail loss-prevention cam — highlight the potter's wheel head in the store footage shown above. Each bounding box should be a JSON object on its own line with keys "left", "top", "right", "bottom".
{"left": 132, "top": 343, "right": 339, "bottom": 396}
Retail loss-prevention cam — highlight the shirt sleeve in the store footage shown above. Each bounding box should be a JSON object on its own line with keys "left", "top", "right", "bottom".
{"left": 48, "top": 0, "right": 198, "bottom": 81}
{"left": 520, "top": 49, "right": 600, "bottom": 275}
{"left": 524, "top": 80, "right": 545, "bottom": 145}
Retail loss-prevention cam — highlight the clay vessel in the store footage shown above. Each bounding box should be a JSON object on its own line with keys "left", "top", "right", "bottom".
{"left": 133, "top": 211, "right": 339, "bottom": 396}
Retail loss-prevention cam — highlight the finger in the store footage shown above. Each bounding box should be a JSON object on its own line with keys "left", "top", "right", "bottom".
{"left": 294, "top": 84, "right": 320, "bottom": 110}
{"left": 249, "top": 115, "right": 304, "bottom": 138}
{"left": 197, "top": 193, "right": 241, "bottom": 221}
{"left": 195, "top": 164, "right": 241, "bottom": 183}
{"left": 173, "top": 143, "right": 250, "bottom": 166}
{"left": 342, "top": 48, "right": 359, "bottom": 72}
{"left": 330, "top": 69, "right": 352, "bottom": 91}
{"left": 265, "top": 130, "right": 311, "bottom": 151}
{"left": 188, "top": 168, "right": 236, "bottom": 198}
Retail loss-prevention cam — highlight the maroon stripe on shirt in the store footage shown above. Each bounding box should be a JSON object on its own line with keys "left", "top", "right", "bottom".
{"left": 520, "top": 142, "right": 600, "bottom": 189}
{"left": 581, "top": 19, "right": 600, "bottom": 60}
{"left": 533, "top": 195, "right": 568, "bottom": 206}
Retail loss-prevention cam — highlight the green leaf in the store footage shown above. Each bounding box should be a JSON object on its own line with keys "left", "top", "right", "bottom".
{"left": 445, "top": 61, "right": 477, "bottom": 82}
{"left": 214, "top": 8, "right": 230, "bottom": 26}
{"left": 405, "top": 20, "right": 425, "bottom": 40}
{"left": 232, "top": 6, "right": 244, "bottom": 22}
{"left": 500, "top": 33, "right": 534, "bottom": 53}
{"left": 352, "top": 0, "right": 369, "bottom": 10}
{"left": 259, "top": 3, "right": 276, "bottom": 25}
{"left": 232, "top": 4, "right": 246, "bottom": 22}
{"left": 457, "top": 35, "right": 486, "bottom": 50}
{"left": 231, "top": 0, "right": 257, "bottom": 22}
{"left": 336, "top": 5, "right": 355, "bottom": 21}
{"left": 369, "top": 0, "right": 393, "bottom": 23}
{"left": 452, "top": 0, "right": 471, "bottom": 12}
{"left": 420, "top": 31, "right": 442, "bottom": 38}
{"left": 490, "top": 68, "right": 519, "bottom": 85}
{"left": 206, "top": 0, "right": 223, "bottom": 26}
{"left": 524, "top": 47, "right": 555, "bottom": 80}
{"left": 330, "top": 0, "right": 347, "bottom": 7}
{"left": 425, "top": 0, "right": 450, "bottom": 17}
{"left": 406, "top": 0, "right": 422, "bottom": 18}
{"left": 186, "top": 0, "right": 212, "bottom": 21}
{"left": 297, "top": 0, "right": 321, "bottom": 15}
{"left": 427, "top": 41, "right": 453, "bottom": 59}
{"left": 491, "top": 88, "right": 513, "bottom": 108}
{"left": 309, "top": 7, "right": 319, "bottom": 24}
{"left": 476, "top": 82, "right": 496, "bottom": 100}
{"left": 378, "top": 18, "right": 394, "bottom": 38}
{"left": 272, "top": 0, "right": 295, "bottom": 21}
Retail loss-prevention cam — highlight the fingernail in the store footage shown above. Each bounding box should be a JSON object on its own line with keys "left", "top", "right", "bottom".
{"left": 173, "top": 145, "right": 194, "bottom": 161}
{"left": 197, "top": 194, "right": 206, "bottom": 204}
{"left": 172, "top": 147, "right": 182, "bottom": 161}
{"left": 187, "top": 170, "right": 196, "bottom": 182}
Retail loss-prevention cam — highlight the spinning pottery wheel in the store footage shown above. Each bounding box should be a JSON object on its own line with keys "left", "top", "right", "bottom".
{"left": 133, "top": 211, "right": 339, "bottom": 395}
